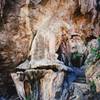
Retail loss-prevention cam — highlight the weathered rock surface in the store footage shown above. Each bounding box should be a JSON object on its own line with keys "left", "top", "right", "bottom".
{"left": 0, "top": 0, "right": 100, "bottom": 71}
{"left": 0, "top": 0, "right": 33, "bottom": 72}
{"left": 86, "top": 60, "right": 100, "bottom": 93}
{"left": 11, "top": 68, "right": 86, "bottom": 100}
{"left": 0, "top": 0, "right": 100, "bottom": 100}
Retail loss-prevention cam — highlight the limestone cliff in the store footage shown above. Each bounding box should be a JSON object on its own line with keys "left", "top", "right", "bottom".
{"left": 0, "top": 0, "right": 100, "bottom": 100}
{"left": 0, "top": 0, "right": 100, "bottom": 71}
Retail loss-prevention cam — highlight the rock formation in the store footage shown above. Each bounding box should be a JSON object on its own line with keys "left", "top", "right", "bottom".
{"left": 0, "top": 0, "right": 100, "bottom": 100}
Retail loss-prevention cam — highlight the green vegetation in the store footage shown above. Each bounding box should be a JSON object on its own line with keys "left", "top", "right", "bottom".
{"left": 72, "top": 52, "right": 82, "bottom": 60}
{"left": 98, "top": 36, "right": 100, "bottom": 49}
{"left": 71, "top": 52, "right": 83, "bottom": 67}
{"left": 89, "top": 80, "right": 96, "bottom": 95}
{"left": 91, "top": 48, "right": 100, "bottom": 59}
{"left": 91, "top": 37, "right": 100, "bottom": 59}
{"left": 25, "top": 96, "right": 31, "bottom": 100}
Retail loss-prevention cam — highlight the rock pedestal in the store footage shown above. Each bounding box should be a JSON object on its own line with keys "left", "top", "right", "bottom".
{"left": 11, "top": 67, "right": 69, "bottom": 100}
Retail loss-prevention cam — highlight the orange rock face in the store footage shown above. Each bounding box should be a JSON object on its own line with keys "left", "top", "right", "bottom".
{"left": 0, "top": 0, "right": 99, "bottom": 71}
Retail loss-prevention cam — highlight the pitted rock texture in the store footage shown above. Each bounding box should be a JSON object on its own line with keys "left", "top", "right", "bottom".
{"left": 0, "top": 0, "right": 100, "bottom": 100}
{"left": 0, "top": 0, "right": 33, "bottom": 72}
{"left": 0, "top": 0, "right": 100, "bottom": 71}
{"left": 11, "top": 68, "right": 85, "bottom": 100}
{"left": 86, "top": 60, "right": 100, "bottom": 93}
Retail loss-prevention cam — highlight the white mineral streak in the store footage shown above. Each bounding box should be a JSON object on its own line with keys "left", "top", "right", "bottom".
{"left": 11, "top": 73, "right": 25, "bottom": 100}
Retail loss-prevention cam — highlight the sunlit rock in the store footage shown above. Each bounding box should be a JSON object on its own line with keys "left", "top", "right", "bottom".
{"left": 11, "top": 68, "right": 85, "bottom": 100}
{"left": 86, "top": 60, "right": 100, "bottom": 93}
{"left": 0, "top": 0, "right": 100, "bottom": 99}
{"left": 0, "top": 0, "right": 99, "bottom": 71}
